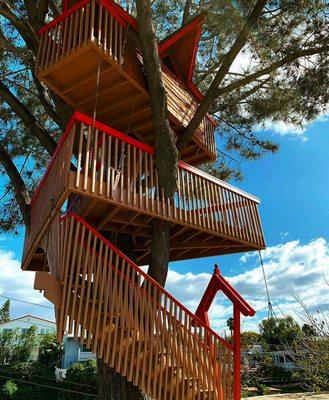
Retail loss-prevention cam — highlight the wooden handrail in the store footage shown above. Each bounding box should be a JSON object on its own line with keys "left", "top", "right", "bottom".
{"left": 56, "top": 213, "right": 235, "bottom": 399}
{"left": 28, "top": 112, "right": 265, "bottom": 254}
{"left": 63, "top": 212, "right": 234, "bottom": 351}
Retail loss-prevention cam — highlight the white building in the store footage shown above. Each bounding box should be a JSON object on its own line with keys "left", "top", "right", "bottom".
{"left": 0, "top": 315, "right": 56, "bottom": 335}
{"left": 0, "top": 315, "right": 56, "bottom": 361}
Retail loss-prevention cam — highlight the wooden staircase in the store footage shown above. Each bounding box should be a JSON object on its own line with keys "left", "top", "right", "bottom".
{"left": 35, "top": 213, "right": 236, "bottom": 400}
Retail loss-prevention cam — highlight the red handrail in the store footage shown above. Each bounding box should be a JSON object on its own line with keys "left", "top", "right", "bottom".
{"left": 39, "top": 0, "right": 129, "bottom": 34}
{"left": 30, "top": 111, "right": 260, "bottom": 207}
{"left": 62, "top": 212, "right": 234, "bottom": 351}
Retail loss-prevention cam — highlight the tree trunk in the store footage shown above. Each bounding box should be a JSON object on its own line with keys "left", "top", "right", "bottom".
{"left": 98, "top": 359, "right": 147, "bottom": 400}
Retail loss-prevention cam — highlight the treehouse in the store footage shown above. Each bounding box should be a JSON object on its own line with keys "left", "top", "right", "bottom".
{"left": 36, "top": 0, "right": 217, "bottom": 165}
{"left": 20, "top": 1, "right": 267, "bottom": 398}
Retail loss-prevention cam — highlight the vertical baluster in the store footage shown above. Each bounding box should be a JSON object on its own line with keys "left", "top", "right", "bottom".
{"left": 119, "top": 24, "right": 123, "bottom": 64}
{"left": 99, "top": 249, "right": 113, "bottom": 356}
{"left": 36, "top": 33, "right": 45, "bottom": 69}
{"left": 205, "top": 179, "right": 215, "bottom": 231}
{"left": 49, "top": 25, "right": 58, "bottom": 65}
{"left": 106, "top": 135, "right": 112, "bottom": 197}
{"left": 98, "top": 3, "right": 103, "bottom": 48}
{"left": 78, "top": 7, "right": 84, "bottom": 47}
{"left": 114, "top": 19, "right": 118, "bottom": 61}
{"left": 157, "top": 296, "right": 168, "bottom": 399}
{"left": 86, "top": 240, "right": 104, "bottom": 348}
{"left": 90, "top": 0, "right": 96, "bottom": 41}
{"left": 84, "top": 3, "right": 90, "bottom": 43}
{"left": 109, "top": 15, "right": 113, "bottom": 57}
{"left": 139, "top": 150, "right": 143, "bottom": 209}
{"left": 83, "top": 125, "right": 91, "bottom": 191}
{"left": 58, "top": 218, "right": 74, "bottom": 338}
{"left": 104, "top": 254, "right": 120, "bottom": 363}
{"left": 177, "top": 168, "right": 182, "bottom": 221}
{"left": 92, "top": 244, "right": 109, "bottom": 353}
{"left": 81, "top": 232, "right": 98, "bottom": 341}
{"left": 145, "top": 150, "right": 149, "bottom": 211}
{"left": 67, "top": 14, "right": 74, "bottom": 55}
{"left": 44, "top": 29, "right": 53, "bottom": 68}
{"left": 99, "top": 131, "right": 105, "bottom": 195}
{"left": 127, "top": 270, "right": 141, "bottom": 382}
{"left": 63, "top": 221, "right": 81, "bottom": 335}
{"left": 72, "top": 10, "right": 79, "bottom": 50}
{"left": 133, "top": 146, "right": 137, "bottom": 206}
{"left": 103, "top": 7, "right": 109, "bottom": 53}
{"left": 127, "top": 144, "right": 131, "bottom": 205}
{"left": 149, "top": 153, "right": 155, "bottom": 212}
{"left": 117, "top": 262, "right": 130, "bottom": 373}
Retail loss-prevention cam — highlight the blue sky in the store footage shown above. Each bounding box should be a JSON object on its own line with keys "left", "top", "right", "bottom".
{"left": 0, "top": 117, "right": 328, "bottom": 334}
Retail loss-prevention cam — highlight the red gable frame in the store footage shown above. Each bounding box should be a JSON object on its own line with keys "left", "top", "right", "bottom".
{"left": 195, "top": 264, "right": 255, "bottom": 328}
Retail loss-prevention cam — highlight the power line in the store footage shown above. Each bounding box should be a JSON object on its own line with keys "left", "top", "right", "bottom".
{"left": 0, "top": 294, "right": 53, "bottom": 310}
{"left": 0, "top": 374, "right": 98, "bottom": 398}
{"left": 0, "top": 368, "right": 98, "bottom": 390}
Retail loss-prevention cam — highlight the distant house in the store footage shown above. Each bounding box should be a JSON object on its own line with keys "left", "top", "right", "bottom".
{"left": 272, "top": 350, "right": 297, "bottom": 370}
{"left": 0, "top": 315, "right": 56, "bottom": 361}
{"left": 0, "top": 315, "right": 56, "bottom": 336}
{"left": 61, "top": 335, "right": 96, "bottom": 369}
{"left": 242, "top": 345, "right": 298, "bottom": 371}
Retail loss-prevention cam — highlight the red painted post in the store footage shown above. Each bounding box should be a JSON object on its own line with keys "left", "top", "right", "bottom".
{"left": 233, "top": 304, "right": 241, "bottom": 400}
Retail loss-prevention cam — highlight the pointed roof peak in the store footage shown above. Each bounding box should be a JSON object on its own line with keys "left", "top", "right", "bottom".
{"left": 159, "top": 14, "right": 205, "bottom": 84}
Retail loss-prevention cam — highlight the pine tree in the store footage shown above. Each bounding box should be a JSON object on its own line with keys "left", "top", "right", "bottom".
{"left": 0, "top": 300, "right": 10, "bottom": 324}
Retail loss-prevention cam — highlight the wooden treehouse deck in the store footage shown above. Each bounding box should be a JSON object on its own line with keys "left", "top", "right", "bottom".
{"left": 36, "top": 0, "right": 216, "bottom": 165}
{"left": 22, "top": 112, "right": 265, "bottom": 272}
{"left": 33, "top": 213, "right": 243, "bottom": 400}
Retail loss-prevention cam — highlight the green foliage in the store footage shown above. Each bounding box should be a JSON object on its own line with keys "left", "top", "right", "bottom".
{"left": 226, "top": 317, "right": 234, "bottom": 334}
{"left": 64, "top": 359, "right": 98, "bottom": 388}
{"left": 259, "top": 316, "right": 302, "bottom": 348}
{"left": 38, "top": 333, "right": 62, "bottom": 366}
{"left": 0, "top": 301, "right": 10, "bottom": 324}
{"left": 302, "top": 323, "right": 317, "bottom": 337}
{"left": 240, "top": 331, "right": 261, "bottom": 351}
{"left": 294, "top": 335, "right": 329, "bottom": 392}
{"left": 0, "top": 325, "right": 38, "bottom": 364}
{"left": 1, "top": 381, "right": 18, "bottom": 399}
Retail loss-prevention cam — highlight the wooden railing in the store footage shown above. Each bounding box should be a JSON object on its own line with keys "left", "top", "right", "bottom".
{"left": 22, "top": 126, "right": 75, "bottom": 266}
{"left": 36, "top": 0, "right": 217, "bottom": 159}
{"left": 69, "top": 114, "right": 264, "bottom": 246}
{"left": 58, "top": 213, "right": 234, "bottom": 400}
{"left": 37, "top": 0, "right": 124, "bottom": 72}
{"left": 162, "top": 68, "right": 216, "bottom": 156}
{"left": 24, "top": 112, "right": 264, "bottom": 267}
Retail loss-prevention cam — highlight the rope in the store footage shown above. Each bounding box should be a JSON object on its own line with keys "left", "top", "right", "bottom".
{"left": 259, "top": 250, "right": 275, "bottom": 319}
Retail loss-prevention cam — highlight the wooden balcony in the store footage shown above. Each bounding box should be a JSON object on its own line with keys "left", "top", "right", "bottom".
{"left": 36, "top": 0, "right": 216, "bottom": 165}
{"left": 22, "top": 112, "right": 265, "bottom": 271}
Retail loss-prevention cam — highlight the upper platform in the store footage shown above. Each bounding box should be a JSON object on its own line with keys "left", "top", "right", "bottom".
{"left": 22, "top": 112, "right": 265, "bottom": 271}
{"left": 36, "top": 0, "right": 217, "bottom": 165}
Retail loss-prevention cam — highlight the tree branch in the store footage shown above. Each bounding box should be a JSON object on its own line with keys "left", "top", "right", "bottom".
{"left": 0, "top": 1, "right": 39, "bottom": 55}
{"left": 178, "top": 0, "right": 267, "bottom": 149}
{"left": 216, "top": 45, "right": 329, "bottom": 96}
{"left": 182, "top": 0, "right": 193, "bottom": 25}
{"left": 0, "top": 142, "right": 31, "bottom": 227}
{"left": 0, "top": 80, "right": 57, "bottom": 155}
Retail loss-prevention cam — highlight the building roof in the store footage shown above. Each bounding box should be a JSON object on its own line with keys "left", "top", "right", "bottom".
{"left": 0, "top": 315, "right": 56, "bottom": 327}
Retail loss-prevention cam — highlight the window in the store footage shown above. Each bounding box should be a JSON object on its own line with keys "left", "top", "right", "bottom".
{"left": 21, "top": 328, "right": 29, "bottom": 335}
{"left": 3, "top": 329, "right": 12, "bottom": 334}
{"left": 40, "top": 329, "right": 45, "bottom": 334}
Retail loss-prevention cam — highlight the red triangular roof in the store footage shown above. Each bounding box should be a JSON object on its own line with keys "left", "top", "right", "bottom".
{"left": 158, "top": 14, "right": 205, "bottom": 84}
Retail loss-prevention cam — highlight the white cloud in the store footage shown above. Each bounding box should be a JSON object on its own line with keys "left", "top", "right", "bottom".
{"left": 0, "top": 249, "right": 54, "bottom": 320}
{"left": 166, "top": 238, "right": 329, "bottom": 333}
